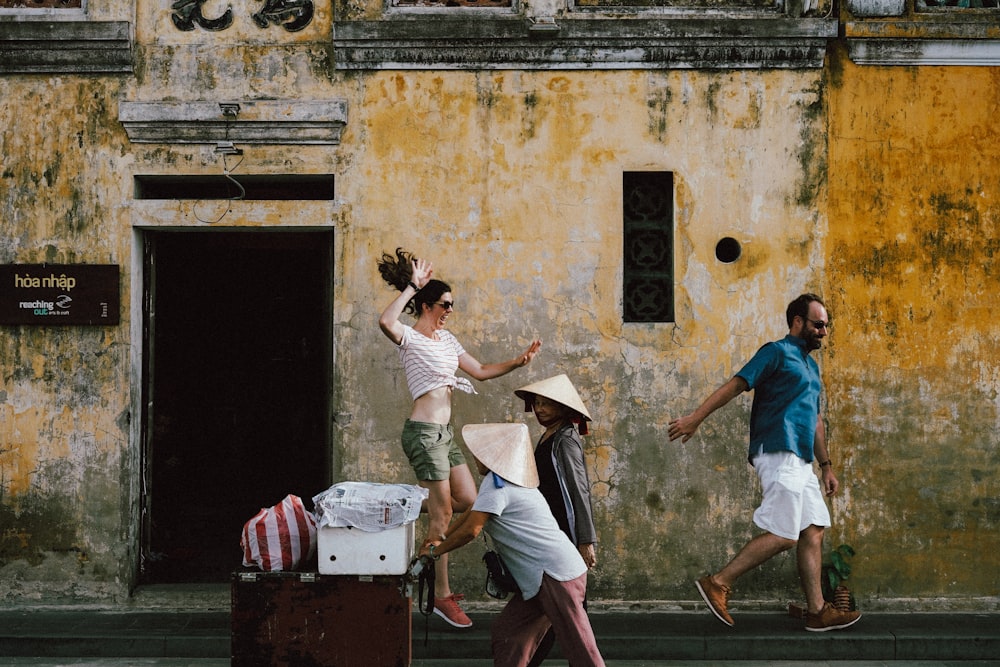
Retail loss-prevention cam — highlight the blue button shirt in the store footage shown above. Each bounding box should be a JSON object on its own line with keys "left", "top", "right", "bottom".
{"left": 735, "top": 335, "right": 822, "bottom": 463}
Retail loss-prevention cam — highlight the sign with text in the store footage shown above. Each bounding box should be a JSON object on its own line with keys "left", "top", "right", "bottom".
{"left": 0, "top": 264, "right": 120, "bottom": 325}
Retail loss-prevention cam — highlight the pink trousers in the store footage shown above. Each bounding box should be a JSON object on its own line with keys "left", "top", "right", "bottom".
{"left": 490, "top": 573, "right": 605, "bottom": 667}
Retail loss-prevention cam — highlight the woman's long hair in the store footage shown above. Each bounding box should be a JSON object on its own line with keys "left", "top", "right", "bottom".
{"left": 378, "top": 247, "right": 451, "bottom": 317}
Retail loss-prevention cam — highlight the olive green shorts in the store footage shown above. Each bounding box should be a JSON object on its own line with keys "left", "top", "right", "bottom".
{"left": 401, "top": 420, "right": 466, "bottom": 481}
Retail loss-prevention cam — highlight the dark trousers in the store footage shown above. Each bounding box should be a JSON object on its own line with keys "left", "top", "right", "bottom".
{"left": 526, "top": 595, "right": 588, "bottom": 667}
{"left": 491, "top": 573, "right": 603, "bottom": 667}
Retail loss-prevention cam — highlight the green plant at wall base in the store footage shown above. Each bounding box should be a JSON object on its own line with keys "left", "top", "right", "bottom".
{"left": 822, "top": 543, "right": 856, "bottom": 610}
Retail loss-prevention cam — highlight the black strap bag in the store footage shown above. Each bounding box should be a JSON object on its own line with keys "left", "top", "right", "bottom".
{"left": 482, "top": 536, "right": 518, "bottom": 599}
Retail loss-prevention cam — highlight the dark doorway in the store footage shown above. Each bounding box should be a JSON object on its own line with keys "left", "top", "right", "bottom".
{"left": 140, "top": 231, "right": 332, "bottom": 583}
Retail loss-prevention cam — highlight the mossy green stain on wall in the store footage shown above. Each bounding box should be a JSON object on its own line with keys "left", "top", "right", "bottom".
{"left": 826, "top": 49, "right": 1000, "bottom": 600}
{"left": 6, "top": 8, "right": 997, "bottom": 606}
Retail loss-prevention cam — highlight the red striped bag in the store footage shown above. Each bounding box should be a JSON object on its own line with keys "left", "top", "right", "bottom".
{"left": 241, "top": 494, "right": 318, "bottom": 572}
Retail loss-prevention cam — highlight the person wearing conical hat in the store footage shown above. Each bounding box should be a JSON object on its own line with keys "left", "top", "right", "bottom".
{"left": 378, "top": 249, "right": 541, "bottom": 629}
{"left": 516, "top": 373, "right": 592, "bottom": 434}
{"left": 419, "top": 423, "right": 606, "bottom": 667}
{"left": 515, "top": 374, "right": 598, "bottom": 667}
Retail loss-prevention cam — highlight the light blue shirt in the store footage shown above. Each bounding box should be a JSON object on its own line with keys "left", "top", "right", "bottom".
{"left": 473, "top": 473, "right": 586, "bottom": 600}
{"left": 736, "top": 335, "right": 822, "bottom": 463}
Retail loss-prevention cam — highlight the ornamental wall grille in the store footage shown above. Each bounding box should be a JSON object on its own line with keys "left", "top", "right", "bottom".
{"left": 623, "top": 172, "right": 675, "bottom": 324}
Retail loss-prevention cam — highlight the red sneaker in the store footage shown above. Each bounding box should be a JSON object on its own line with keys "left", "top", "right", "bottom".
{"left": 434, "top": 593, "right": 473, "bottom": 628}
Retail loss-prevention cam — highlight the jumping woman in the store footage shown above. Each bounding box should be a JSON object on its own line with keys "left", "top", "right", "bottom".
{"left": 378, "top": 248, "right": 541, "bottom": 627}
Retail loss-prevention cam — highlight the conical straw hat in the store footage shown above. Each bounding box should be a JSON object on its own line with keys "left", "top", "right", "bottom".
{"left": 461, "top": 423, "right": 539, "bottom": 489}
{"left": 515, "top": 374, "right": 592, "bottom": 422}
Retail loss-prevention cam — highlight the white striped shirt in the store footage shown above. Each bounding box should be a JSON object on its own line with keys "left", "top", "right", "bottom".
{"left": 398, "top": 324, "right": 477, "bottom": 400}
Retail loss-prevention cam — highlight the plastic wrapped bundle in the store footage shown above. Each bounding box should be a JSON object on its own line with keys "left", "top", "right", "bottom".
{"left": 313, "top": 482, "right": 428, "bottom": 532}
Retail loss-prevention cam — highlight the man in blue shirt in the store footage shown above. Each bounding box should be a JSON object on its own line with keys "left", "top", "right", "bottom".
{"left": 668, "top": 294, "right": 861, "bottom": 633}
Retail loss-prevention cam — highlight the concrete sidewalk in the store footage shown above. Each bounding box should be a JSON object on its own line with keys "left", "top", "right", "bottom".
{"left": 2, "top": 661, "right": 999, "bottom": 667}
{"left": 0, "top": 607, "right": 998, "bottom": 665}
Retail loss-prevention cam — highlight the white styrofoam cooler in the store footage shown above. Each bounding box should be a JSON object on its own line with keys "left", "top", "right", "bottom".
{"left": 317, "top": 522, "right": 416, "bottom": 575}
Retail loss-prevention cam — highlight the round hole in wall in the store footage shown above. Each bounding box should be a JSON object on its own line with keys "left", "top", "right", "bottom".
{"left": 715, "top": 237, "right": 742, "bottom": 263}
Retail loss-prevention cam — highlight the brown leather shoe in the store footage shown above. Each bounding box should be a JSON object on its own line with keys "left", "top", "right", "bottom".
{"left": 805, "top": 602, "right": 862, "bottom": 632}
{"left": 696, "top": 575, "right": 734, "bottom": 627}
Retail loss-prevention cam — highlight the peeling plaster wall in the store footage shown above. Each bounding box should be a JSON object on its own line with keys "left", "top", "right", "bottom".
{"left": 0, "top": 2, "right": 833, "bottom": 602}
{"left": 825, "top": 45, "right": 1000, "bottom": 605}
{"left": 3, "top": 0, "right": 995, "bottom": 609}
{"left": 0, "top": 74, "right": 134, "bottom": 602}
{"left": 0, "top": 0, "right": 344, "bottom": 604}
{"left": 0, "top": 0, "right": 135, "bottom": 603}
{"left": 334, "top": 67, "right": 829, "bottom": 602}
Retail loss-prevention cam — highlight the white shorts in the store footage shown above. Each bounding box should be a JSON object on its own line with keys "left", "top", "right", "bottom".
{"left": 751, "top": 449, "right": 831, "bottom": 540}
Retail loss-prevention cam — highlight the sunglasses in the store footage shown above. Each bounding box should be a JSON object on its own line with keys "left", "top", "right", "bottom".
{"left": 808, "top": 319, "right": 829, "bottom": 330}
{"left": 434, "top": 301, "right": 455, "bottom": 310}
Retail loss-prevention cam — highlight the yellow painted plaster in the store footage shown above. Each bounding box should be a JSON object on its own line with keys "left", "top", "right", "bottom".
{"left": 826, "top": 45, "right": 1000, "bottom": 599}
{"left": 5, "top": 1, "right": 995, "bottom": 606}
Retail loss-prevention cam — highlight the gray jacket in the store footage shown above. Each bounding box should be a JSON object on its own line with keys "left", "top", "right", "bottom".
{"left": 540, "top": 424, "right": 598, "bottom": 547}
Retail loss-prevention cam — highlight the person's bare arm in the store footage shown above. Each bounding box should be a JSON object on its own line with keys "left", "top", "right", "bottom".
{"left": 458, "top": 340, "right": 541, "bottom": 381}
{"left": 419, "top": 509, "right": 490, "bottom": 559}
{"left": 378, "top": 259, "right": 433, "bottom": 344}
{"left": 812, "top": 414, "right": 839, "bottom": 496}
{"left": 667, "top": 376, "right": 749, "bottom": 443}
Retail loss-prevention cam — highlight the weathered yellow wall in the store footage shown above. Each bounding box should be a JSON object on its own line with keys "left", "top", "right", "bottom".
{"left": 2, "top": 0, "right": 997, "bottom": 608}
{"left": 335, "top": 66, "right": 829, "bottom": 601}
{"left": 825, "top": 44, "right": 1000, "bottom": 602}
{"left": 0, "top": 69, "right": 135, "bottom": 600}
